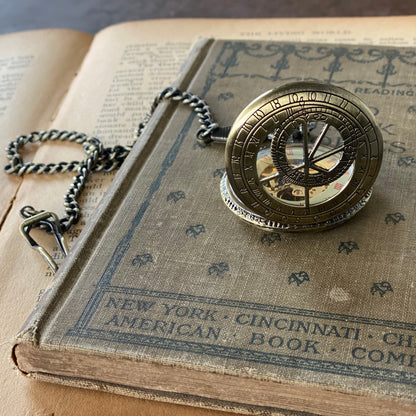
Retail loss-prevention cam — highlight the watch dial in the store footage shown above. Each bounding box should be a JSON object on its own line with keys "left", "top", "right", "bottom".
{"left": 224, "top": 82, "right": 383, "bottom": 231}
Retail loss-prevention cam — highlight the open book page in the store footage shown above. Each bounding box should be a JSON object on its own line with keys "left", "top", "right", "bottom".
{"left": 121, "top": 16, "right": 416, "bottom": 46}
{"left": 0, "top": 29, "right": 93, "bottom": 224}
{"left": 2, "top": 16, "right": 416, "bottom": 416}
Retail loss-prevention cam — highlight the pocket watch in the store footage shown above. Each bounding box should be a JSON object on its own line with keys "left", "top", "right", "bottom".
{"left": 220, "top": 82, "right": 383, "bottom": 231}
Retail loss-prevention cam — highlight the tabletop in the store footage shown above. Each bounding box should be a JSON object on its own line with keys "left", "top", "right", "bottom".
{"left": 1, "top": 0, "right": 416, "bottom": 35}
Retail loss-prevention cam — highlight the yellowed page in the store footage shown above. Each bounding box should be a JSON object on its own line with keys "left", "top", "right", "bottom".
{"left": 2, "top": 16, "right": 416, "bottom": 416}
{"left": 0, "top": 29, "right": 93, "bottom": 225}
{"left": 112, "top": 16, "right": 416, "bottom": 46}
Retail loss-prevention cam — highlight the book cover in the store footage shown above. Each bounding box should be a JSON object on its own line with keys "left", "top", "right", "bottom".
{"left": 12, "top": 38, "right": 416, "bottom": 415}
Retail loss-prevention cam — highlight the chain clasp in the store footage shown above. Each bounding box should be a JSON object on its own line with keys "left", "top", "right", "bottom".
{"left": 19, "top": 211, "right": 69, "bottom": 273}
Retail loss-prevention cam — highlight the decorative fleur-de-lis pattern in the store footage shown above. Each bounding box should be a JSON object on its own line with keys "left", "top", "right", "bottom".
{"left": 288, "top": 271, "right": 310, "bottom": 286}
{"left": 132, "top": 253, "right": 153, "bottom": 267}
{"left": 338, "top": 241, "right": 359, "bottom": 255}
{"left": 208, "top": 262, "right": 230, "bottom": 277}
{"left": 167, "top": 190, "right": 186, "bottom": 203}
{"left": 371, "top": 281, "right": 394, "bottom": 297}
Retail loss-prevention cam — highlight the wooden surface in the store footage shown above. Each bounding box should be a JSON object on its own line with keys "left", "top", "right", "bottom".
{"left": 1, "top": 0, "right": 416, "bottom": 34}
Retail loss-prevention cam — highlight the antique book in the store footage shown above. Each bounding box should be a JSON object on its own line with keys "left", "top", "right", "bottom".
{"left": 10, "top": 36, "right": 416, "bottom": 416}
{"left": 2, "top": 17, "right": 416, "bottom": 416}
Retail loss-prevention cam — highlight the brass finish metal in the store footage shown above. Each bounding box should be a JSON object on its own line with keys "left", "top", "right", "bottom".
{"left": 223, "top": 82, "right": 383, "bottom": 231}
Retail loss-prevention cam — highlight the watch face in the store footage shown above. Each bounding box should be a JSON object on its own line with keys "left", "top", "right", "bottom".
{"left": 223, "top": 82, "right": 383, "bottom": 231}
{"left": 257, "top": 140, "right": 354, "bottom": 208}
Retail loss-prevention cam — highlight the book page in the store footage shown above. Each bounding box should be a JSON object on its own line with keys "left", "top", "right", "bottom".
{"left": 2, "top": 16, "right": 416, "bottom": 416}
{"left": 0, "top": 29, "right": 93, "bottom": 224}
{"left": 118, "top": 16, "right": 416, "bottom": 46}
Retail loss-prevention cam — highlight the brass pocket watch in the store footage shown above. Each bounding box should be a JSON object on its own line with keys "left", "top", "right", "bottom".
{"left": 5, "top": 81, "right": 383, "bottom": 271}
{"left": 220, "top": 82, "right": 383, "bottom": 231}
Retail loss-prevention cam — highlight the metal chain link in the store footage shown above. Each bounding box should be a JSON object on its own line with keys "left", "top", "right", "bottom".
{"left": 4, "top": 87, "right": 221, "bottom": 234}
{"left": 5, "top": 130, "right": 133, "bottom": 233}
{"left": 137, "top": 87, "right": 219, "bottom": 141}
